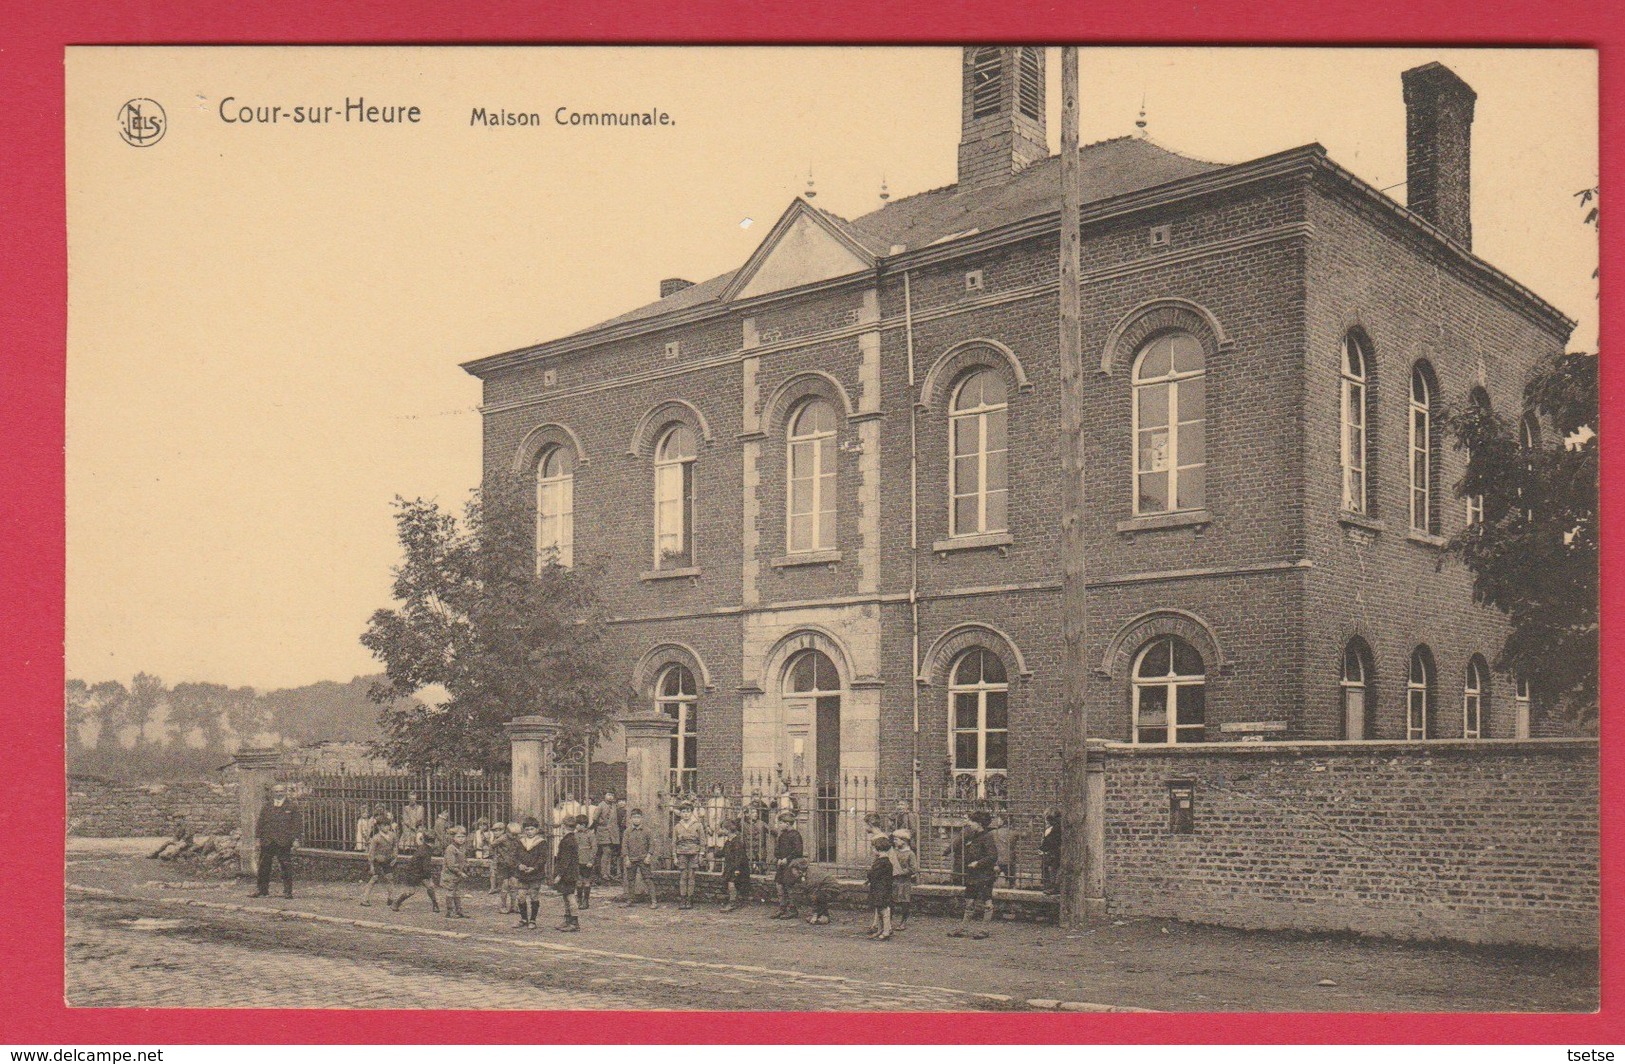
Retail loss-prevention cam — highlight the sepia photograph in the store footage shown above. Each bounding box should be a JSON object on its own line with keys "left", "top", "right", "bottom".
{"left": 62, "top": 44, "right": 1599, "bottom": 1016}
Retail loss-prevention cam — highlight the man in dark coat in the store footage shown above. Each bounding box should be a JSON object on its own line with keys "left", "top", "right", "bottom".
{"left": 552, "top": 815, "right": 582, "bottom": 932}
{"left": 948, "top": 811, "right": 1000, "bottom": 939}
{"left": 249, "top": 782, "right": 302, "bottom": 899}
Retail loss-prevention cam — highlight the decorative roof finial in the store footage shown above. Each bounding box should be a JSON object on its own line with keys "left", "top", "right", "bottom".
{"left": 1136, "top": 92, "right": 1149, "bottom": 139}
{"left": 804, "top": 167, "right": 817, "bottom": 200}
{"left": 879, "top": 175, "right": 890, "bottom": 203}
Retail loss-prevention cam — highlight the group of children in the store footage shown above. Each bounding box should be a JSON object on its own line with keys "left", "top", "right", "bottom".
{"left": 348, "top": 795, "right": 1049, "bottom": 940}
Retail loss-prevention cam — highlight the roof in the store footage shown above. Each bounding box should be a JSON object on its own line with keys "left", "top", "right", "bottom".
{"left": 575, "top": 136, "right": 1220, "bottom": 335}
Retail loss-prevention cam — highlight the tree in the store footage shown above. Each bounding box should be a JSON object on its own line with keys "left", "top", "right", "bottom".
{"left": 87, "top": 679, "right": 129, "bottom": 750}
{"left": 361, "top": 477, "right": 627, "bottom": 772}
{"left": 65, "top": 679, "right": 92, "bottom": 750}
{"left": 1445, "top": 353, "right": 1597, "bottom": 723}
{"left": 222, "top": 685, "right": 267, "bottom": 749}
{"left": 125, "top": 672, "right": 168, "bottom": 748}
{"left": 168, "top": 681, "right": 231, "bottom": 750}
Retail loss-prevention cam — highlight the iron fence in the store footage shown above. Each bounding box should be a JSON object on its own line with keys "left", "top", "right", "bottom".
{"left": 275, "top": 768, "right": 511, "bottom": 852}
{"left": 653, "top": 772, "right": 1060, "bottom": 890}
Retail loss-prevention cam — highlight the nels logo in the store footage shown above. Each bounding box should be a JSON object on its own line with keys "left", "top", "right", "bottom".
{"left": 118, "top": 98, "right": 166, "bottom": 147}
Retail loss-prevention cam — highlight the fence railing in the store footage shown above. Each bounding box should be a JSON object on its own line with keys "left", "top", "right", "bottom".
{"left": 275, "top": 769, "right": 511, "bottom": 852}
{"left": 654, "top": 772, "right": 1060, "bottom": 890}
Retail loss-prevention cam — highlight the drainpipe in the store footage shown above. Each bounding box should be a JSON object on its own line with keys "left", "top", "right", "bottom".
{"left": 904, "top": 269, "right": 921, "bottom": 807}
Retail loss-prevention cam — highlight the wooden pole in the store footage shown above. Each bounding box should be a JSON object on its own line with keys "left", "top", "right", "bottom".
{"left": 1057, "top": 45, "right": 1096, "bottom": 929}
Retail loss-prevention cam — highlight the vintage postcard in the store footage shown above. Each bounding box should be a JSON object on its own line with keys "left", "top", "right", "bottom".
{"left": 64, "top": 45, "right": 1599, "bottom": 1015}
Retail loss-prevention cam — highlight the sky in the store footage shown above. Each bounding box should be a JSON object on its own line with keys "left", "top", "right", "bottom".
{"left": 65, "top": 46, "right": 1598, "bottom": 690}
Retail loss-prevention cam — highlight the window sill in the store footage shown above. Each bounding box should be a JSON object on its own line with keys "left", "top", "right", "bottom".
{"left": 1338, "top": 511, "right": 1386, "bottom": 534}
{"left": 1405, "top": 529, "right": 1449, "bottom": 549}
{"left": 639, "top": 566, "right": 701, "bottom": 582}
{"left": 1116, "top": 509, "right": 1212, "bottom": 534}
{"left": 931, "top": 531, "right": 1014, "bottom": 555}
{"left": 771, "top": 549, "right": 842, "bottom": 570}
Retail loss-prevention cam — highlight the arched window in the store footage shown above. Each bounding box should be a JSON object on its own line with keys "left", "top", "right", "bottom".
{"left": 970, "top": 47, "right": 1002, "bottom": 118}
{"left": 656, "top": 663, "right": 698, "bottom": 794}
{"left": 1514, "top": 674, "right": 1532, "bottom": 739}
{"left": 1133, "top": 332, "right": 1206, "bottom": 515}
{"left": 949, "top": 648, "right": 1009, "bottom": 799}
{"left": 787, "top": 399, "right": 837, "bottom": 553}
{"left": 1407, "top": 646, "right": 1435, "bottom": 740}
{"left": 1341, "top": 639, "right": 1374, "bottom": 740}
{"left": 1409, "top": 364, "right": 1437, "bottom": 534}
{"left": 1463, "top": 656, "right": 1490, "bottom": 739}
{"left": 949, "top": 370, "right": 1009, "bottom": 537}
{"left": 1340, "top": 334, "right": 1370, "bottom": 514}
{"left": 1017, "top": 47, "right": 1043, "bottom": 120}
{"left": 1132, "top": 635, "right": 1206, "bottom": 744}
{"left": 1520, "top": 412, "right": 1541, "bottom": 520}
{"left": 654, "top": 424, "right": 696, "bottom": 568}
{"left": 535, "top": 445, "right": 575, "bottom": 569}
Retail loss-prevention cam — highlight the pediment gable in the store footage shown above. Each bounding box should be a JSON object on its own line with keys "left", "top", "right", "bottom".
{"left": 724, "top": 200, "right": 874, "bottom": 302}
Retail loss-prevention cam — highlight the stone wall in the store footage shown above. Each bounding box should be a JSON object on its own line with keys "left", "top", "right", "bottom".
{"left": 68, "top": 774, "right": 239, "bottom": 837}
{"left": 1100, "top": 738, "right": 1598, "bottom": 949}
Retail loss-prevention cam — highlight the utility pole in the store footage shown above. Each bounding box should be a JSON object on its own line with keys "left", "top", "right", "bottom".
{"left": 1057, "top": 45, "right": 1095, "bottom": 929}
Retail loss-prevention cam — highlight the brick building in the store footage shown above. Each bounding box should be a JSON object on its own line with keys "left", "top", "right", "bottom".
{"left": 463, "top": 50, "right": 1576, "bottom": 802}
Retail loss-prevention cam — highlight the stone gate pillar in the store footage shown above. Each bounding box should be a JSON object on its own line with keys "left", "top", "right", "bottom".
{"left": 620, "top": 711, "right": 675, "bottom": 841}
{"left": 505, "top": 715, "right": 560, "bottom": 826}
{"left": 232, "top": 747, "right": 283, "bottom": 877}
{"left": 1084, "top": 739, "right": 1109, "bottom": 923}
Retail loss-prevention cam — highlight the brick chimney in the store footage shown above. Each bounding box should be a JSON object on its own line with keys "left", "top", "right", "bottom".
{"left": 957, "top": 46, "right": 1048, "bottom": 193}
{"left": 1402, "top": 62, "right": 1478, "bottom": 249}
{"left": 660, "top": 277, "right": 695, "bottom": 298}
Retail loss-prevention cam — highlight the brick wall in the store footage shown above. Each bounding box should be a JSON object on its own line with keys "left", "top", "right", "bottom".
{"left": 1100, "top": 738, "right": 1598, "bottom": 949}
{"left": 68, "top": 775, "right": 239, "bottom": 837}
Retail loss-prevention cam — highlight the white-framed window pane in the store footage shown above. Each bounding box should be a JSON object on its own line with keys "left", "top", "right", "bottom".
{"left": 1176, "top": 464, "right": 1206, "bottom": 511}
{"left": 1137, "top": 470, "right": 1169, "bottom": 515}
{"left": 817, "top": 510, "right": 836, "bottom": 550}
{"left": 1138, "top": 382, "right": 1170, "bottom": 429}
{"left": 986, "top": 488, "right": 1008, "bottom": 532}
{"left": 790, "top": 514, "right": 814, "bottom": 553}
{"left": 1177, "top": 420, "right": 1205, "bottom": 470}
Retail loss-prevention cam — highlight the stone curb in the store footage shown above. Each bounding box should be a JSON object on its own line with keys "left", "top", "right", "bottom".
{"left": 67, "top": 884, "right": 1155, "bottom": 1013}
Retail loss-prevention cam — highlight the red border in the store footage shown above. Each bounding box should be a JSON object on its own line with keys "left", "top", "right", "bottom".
{"left": 4, "top": 0, "right": 1618, "bottom": 1044}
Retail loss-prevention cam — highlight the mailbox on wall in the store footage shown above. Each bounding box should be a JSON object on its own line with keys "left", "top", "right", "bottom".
{"left": 1167, "top": 777, "right": 1196, "bottom": 834}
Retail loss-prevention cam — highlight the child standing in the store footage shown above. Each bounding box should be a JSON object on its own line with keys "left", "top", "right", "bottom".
{"left": 1039, "top": 808, "right": 1062, "bottom": 895}
{"left": 771, "top": 811, "right": 805, "bottom": 919}
{"left": 512, "top": 817, "right": 548, "bottom": 929}
{"left": 573, "top": 815, "right": 597, "bottom": 911}
{"left": 719, "top": 819, "right": 750, "bottom": 911}
{"left": 472, "top": 818, "right": 492, "bottom": 863}
{"left": 441, "top": 825, "right": 470, "bottom": 919}
{"left": 552, "top": 815, "right": 582, "bottom": 932}
{"left": 890, "top": 828, "right": 917, "bottom": 930}
{"left": 488, "top": 821, "right": 514, "bottom": 902}
{"left": 619, "top": 808, "right": 659, "bottom": 909}
{"left": 672, "top": 802, "right": 706, "bottom": 910}
{"left": 389, "top": 828, "right": 439, "bottom": 913}
{"left": 866, "top": 835, "right": 896, "bottom": 941}
{"left": 360, "top": 812, "right": 396, "bottom": 907}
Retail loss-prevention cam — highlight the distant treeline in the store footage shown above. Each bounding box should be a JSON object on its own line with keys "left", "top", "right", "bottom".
{"left": 65, "top": 673, "right": 408, "bottom": 779}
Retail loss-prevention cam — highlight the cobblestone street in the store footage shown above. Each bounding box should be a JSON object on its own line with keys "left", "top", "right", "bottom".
{"left": 65, "top": 842, "right": 1599, "bottom": 1012}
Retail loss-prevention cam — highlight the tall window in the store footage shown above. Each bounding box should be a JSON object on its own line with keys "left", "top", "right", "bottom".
{"left": 949, "top": 648, "right": 1009, "bottom": 799}
{"left": 1133, "top": 332, "right": 1206, "bottom": 514}
{"left": 1466, "top": 387, "right": 1490, "bottom": 526}
{"left": 1514, "top": 674, "right": 1532, "bottom": 739}
{"left": 1017, "top": 48, "right": 1043, "bottom": 120}
{"left": 1520, "top": 413, "right": 1541, "bottom": 520}
{"left": 535, "top": 445, "right": 575, "bottom": 569}
{"left": 784, "top": 648, "right": 842, "bottom": 862}
{"left": 654, "top": 424, "right": 696, "bottom": 568}
{"left": 949, "top": 369, "right": 1009, "bottom": 537}
{"left": 1132, "top": 635, "right": 1206, "bottom": 744}
{"left": 1341, "top": 639, "right": 1373, "bottom": 740}
{"left": 787, "top": 399, "right": 837, "bottom": 553}
{"left": 970, "top": 48, "right": 1002, "bottom": 118}
{"left": 1340, "top": 334, "right": 1370, "bottom": 513}
{"left": 1410, "top": 364, "right": 1436, "bottom": 533}
{"left": 1407, "top": 646, "right": 1435, "bottom": 740}
{"left": 656, "top": 664, "right": 698, "bottom": 794}
{"left": 1464, "top": 656, "right": 1489, "bottom": 739}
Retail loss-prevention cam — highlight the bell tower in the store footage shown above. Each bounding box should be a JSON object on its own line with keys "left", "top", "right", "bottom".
{"left": 956, "top": 46, "right": 1049, "bottom": 193}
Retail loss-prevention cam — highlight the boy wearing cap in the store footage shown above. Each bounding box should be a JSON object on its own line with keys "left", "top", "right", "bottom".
{"left": 619, "top": 808, "right": 659, "bottom": 908}
{"left": 359, "top": 811, "right": 396, "bottom": 907}
{"left": 890, "top": 828, "right": 917, "bottom": 930}
{"left": 672, "top": 802, "right": 706, "bottom": 911}
{"left": 719, "top": 819, "right": 750, "bottom": 911}
{"left": 573, "top": 814, "right": 597, "bottom": 910}
{"left": 948, "top": 811, "right": 999, "bottom": 939}
{"left": 441, "top": 825, "right": 470, "bottom": 919}
{"left": 512, "top": 816, "right": 548, "bottom": 929}
{"left": 552, "top": 815, "right": 582, "bottom": 932}
{"left": 771, "top": 811, "right": 805, "bottom": 919}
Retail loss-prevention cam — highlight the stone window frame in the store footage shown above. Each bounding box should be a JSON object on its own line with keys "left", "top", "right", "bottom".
{"left": 1409, "top": 361, "right": 1443, "bottom": 536}
{"left": 947, "top": 368, "right": 1011, "bottom": 539}
{"left": 1340, "top": 636, "right": 1377, "bottom": 740}
{"left": 633, "top": 643, "right": 714, "bottom": 794}
{"left": 918, "top": 623, "right": 1029, "bottom": 799}
{"left": 1341, "top": 331, "right": 1374, "bottom": 515}
{"left": 1464, "top": 386, "right": 1492, "bottom": 527}
{"left": 1407, "top": 644, "right": 1437, "bottom": 740}
{"left": 511, "top": 423, "right": 589, "bottom": 571}
{"left": 947, "top": 647, "right": 1011, "bottom": 799}
{"left": 1130, "top": 634, "right": 1208, "bottom": 745}
{"left": 1463, "top": 654, "right": 1491, "bottom": 740}
{"left": 1130, "top": 330, "right": 1208, "bottom": 517}
{"left": 652, "top": 423, "right": 698, "bottom": 571}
